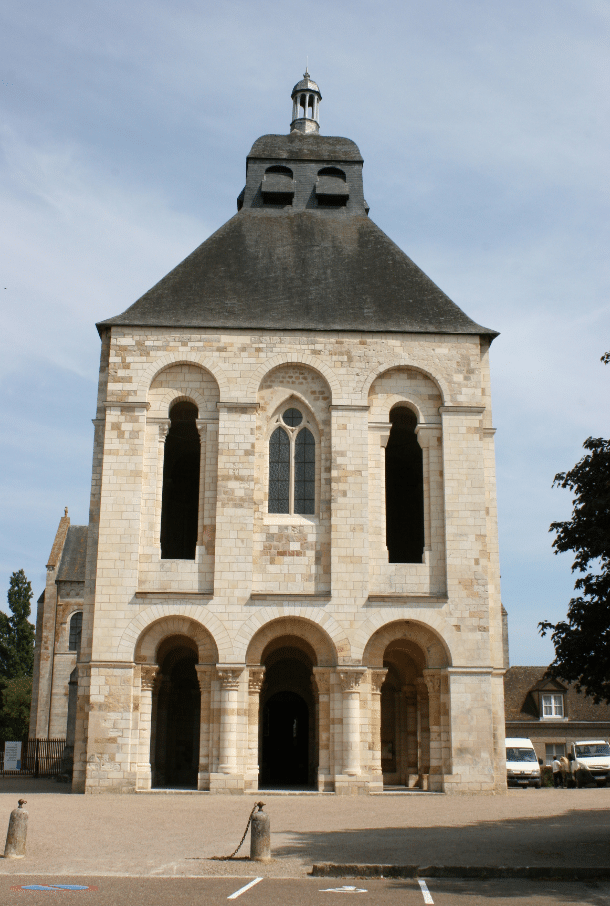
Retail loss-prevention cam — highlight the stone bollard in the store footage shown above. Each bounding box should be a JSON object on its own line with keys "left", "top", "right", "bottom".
{"left": 250, "top": 801, "right": 270, "bottom": 862}
{"left": 4, "top": 799, "right": 28, "bottom": 859}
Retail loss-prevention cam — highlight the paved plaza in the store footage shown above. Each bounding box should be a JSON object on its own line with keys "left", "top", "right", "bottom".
{"left": 0, "top": 780, "right": 608, "bottom": 878}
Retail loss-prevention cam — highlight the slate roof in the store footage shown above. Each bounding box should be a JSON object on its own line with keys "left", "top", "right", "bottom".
{"left": 504, "top": 666, "right": 610, "bottom": 723}
{"left": 99, "top": 211, "right": 496, "bottom": 337}
{"left": 248, "top": 133, "right": 361, "bottom": 161}
{"left": 56, "top": 525, "right": 88, "bottom": 583}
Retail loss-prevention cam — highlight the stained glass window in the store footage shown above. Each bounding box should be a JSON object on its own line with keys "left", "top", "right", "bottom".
{"left": 268, "top": 410, "right": 316, "bottom": 515}
{"left": 269, "top": 427, "right": 290, "bottom": 513}
{"left": 294, "top": 428, "right": 315, "bottom": 514}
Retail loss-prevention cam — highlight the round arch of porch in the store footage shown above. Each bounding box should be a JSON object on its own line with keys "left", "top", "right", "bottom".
{"left": 117, "top": 604, "right": 231, "bottom": 664}
{"left": 244, "top": 615, "right": 339, "bottom": 666}
{"left": 134, "top": 615, "right": 219, "bottom": 665}
{"left": 361, "top": 619, "right": 452, "bottom": 669}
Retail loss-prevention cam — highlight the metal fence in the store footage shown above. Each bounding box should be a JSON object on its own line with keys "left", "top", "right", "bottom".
{"left": 0, "top": 739, "right": 66, "bottom": 777}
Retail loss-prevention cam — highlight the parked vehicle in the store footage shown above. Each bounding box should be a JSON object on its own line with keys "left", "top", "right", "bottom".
{"left": 506, "top": 737, "right": 542, "bottom": 788}
{"left": 568, "top": 740, "right": 610, "bottom": 787}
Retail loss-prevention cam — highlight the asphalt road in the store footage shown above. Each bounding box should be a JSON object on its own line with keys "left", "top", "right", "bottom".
{"left": 3, "top": 876, "right": 610, "bottom": 906}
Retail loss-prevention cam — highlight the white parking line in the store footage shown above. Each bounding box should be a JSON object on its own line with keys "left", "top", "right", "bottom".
{"left": 227, "top": 877, "right": 264, "bottom": 899}
{"left": 418, "top": 879, "right": 434, "bottom": 904}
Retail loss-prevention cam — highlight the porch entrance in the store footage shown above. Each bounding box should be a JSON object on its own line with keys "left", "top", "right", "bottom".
{"left": 259, "top": 640, "right": 316, "bottom": 789}
{"left": 152, "top": 637, "right": 200, "bottom": 789}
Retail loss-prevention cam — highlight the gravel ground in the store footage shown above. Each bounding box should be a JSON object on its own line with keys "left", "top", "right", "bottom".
{"left": 0, "top": 780, "right": 608, "bottom": 878}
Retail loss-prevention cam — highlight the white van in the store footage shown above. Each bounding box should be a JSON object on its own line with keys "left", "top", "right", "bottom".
{"left": 569, "top": 740, "right": 610, "bottom": 787}
{"left": 506, "top": 737, "right": 542, "bottom": 788}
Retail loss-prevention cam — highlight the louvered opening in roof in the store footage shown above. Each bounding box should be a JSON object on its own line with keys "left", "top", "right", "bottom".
{"left": 262, "top": 165, "right": 295, "bottom": 206}
{"left": 316, "top": 166, "right": 348, "bottom": 206}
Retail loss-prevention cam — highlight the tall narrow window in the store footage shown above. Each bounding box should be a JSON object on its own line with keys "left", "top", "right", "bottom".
{"left": 268, "top": 407, "right": 316, "bottom": 515}
{"left": 68, "top": 611, "right": 83, "bottom": 653}
{"left": 160, "top": 401, "right": 200, "bottom": 559}
{"left": 385, "top": 407, "right": 424, "bottom": 563}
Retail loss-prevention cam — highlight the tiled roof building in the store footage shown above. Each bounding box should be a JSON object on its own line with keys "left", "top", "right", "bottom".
{"left": 30, "top": 74, "right": 507, "bottom": 794}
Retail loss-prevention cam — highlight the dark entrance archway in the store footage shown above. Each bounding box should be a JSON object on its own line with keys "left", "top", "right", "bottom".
{"left": 152, "top": 637, "right": 200, "bottom": 789}
{"left": 262, "top": 691, "right": 309, "bottom": 786}
{"left": 258, "top": 640, "right": 317, "bottom": 789}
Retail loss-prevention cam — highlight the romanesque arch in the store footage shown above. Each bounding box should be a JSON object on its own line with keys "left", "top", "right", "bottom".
{"left": 117, "top": 604, "right": 230, "bottom": 663}
{"left": 138, "top": 353, "right": 230, "bottom": 400}
{"left": 360, "top": 359, "right": 448, "bottom": 407}
{"left": 134, "top": 615, "right": 219, "bottom": 665}
{"left": 238, "top": 611, "right": 345, "bottom": 664}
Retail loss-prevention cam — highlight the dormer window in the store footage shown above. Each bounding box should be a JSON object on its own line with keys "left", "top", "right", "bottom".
{"left": 316, "top": 167, "right": 348, "bottom": 207}
{"left": 261, "top": 166, "right": 295, "bottom": 206}
{"left": 541, "top": 693, "right": 564, "bottom": 718}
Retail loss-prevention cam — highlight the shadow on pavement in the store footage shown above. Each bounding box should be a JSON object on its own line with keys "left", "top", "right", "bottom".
{"left": 275, "top": 808, "right": 610, "bottom": 870}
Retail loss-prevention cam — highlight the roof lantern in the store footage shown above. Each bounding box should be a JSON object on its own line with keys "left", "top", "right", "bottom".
{"left": 291, "top": 68, "right": 321, "bottom": 134}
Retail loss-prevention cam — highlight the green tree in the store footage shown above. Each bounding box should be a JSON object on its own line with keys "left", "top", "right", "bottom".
{"left": 539, "top": 353, "right": 610, "bottom": 702}
{"left": 0, "top": 569, "right": 35, "bottom": 680}
{"left": 0, "top": 676, "right": 32, "bottom": 741}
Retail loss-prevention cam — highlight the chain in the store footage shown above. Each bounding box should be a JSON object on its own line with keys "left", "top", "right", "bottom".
{"left": 211, "top": 802, "right": 263, "bottom": 860}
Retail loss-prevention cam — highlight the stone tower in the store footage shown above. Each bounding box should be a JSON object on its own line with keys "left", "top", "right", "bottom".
{"left": 32, "top": 73, "right": 507, "bottom": 794}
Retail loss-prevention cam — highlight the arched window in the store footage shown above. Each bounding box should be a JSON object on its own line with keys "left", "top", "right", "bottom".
{"left": 385, "top": 407, "right": 424, "bottom": 563}
{"left": 68, "top": 611, "right": 83, "bottom": 653}
{"left": 268, "top": 407, "right": 315, "bottom": 515}
{"left": 160, "top": 401, "right": 200, "bottom": 560}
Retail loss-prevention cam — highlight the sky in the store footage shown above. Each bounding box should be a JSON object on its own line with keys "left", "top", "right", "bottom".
{"left": 0, "top": 0, "right": 608, "bottom": 665}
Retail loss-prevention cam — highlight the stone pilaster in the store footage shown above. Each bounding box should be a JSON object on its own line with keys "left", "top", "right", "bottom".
{"left": 195, "top": 665, "right": 214, "bottom": 791}
{"left": 416, "top": 677, "right": 430, "bottom": 788}
{"left": 424, "top": 669, "right": 443, "bottom": 791}
{"left": 210, "top": 665, "right": 244, "bottom": 793}
{"left": 137, "top": 665, "right": 158, "bottom": 790}
{"left": 246, "top": 667, "right": 265, "bottom": 790}
{"left": 312, "top": 667, "right": 332, "bottom": 791}
{"left": 367, "top": 668, "right": 387, "bottom": 791}
{"left": 330, "top": 406, "right": 369, "bottom": 601}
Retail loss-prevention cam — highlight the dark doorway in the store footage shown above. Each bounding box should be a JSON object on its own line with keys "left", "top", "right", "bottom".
{"left": 385, "top": 406, "right": 424, "bottom": 563}
{"left": 262, "top": 691, "right": 309, "bottom": 787}
{"left": 153, "top": 646, "right": 200, "bottom": 789}
{"left": 160, "top": 401, "right": 200, "bottom": 559}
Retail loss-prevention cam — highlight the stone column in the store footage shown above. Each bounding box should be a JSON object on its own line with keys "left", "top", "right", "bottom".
{"left": 368, "top": 668, "right": 387, "bottom": 791}
{"left": 312, "top": 667, "right": 332, "bottom": 791}
{"left": 367, "top": 422, "right": 391, "bottom": 564}
{"left": 195, "top": 665, "right": 213, "bottom": 791}
{"left": 405, "top": 686, "right": 418, "bottom": 787}
{"left": 156, "top": 420, "right": 171, "bottom": 543}
{"left": 195, "top": 420, "right": 207, "bottom": 546}
{"left": 424, "top": 669, "right": 443, "bottom": 791}
{"left": 247, "top": 667, "right": 265, "bottom": 789}
{"left": 137, "top": 665, "right": 158, "bottom": 791}
{"left": 217, "top": 666, "right": 243, "bottom": 774}
{"left": 416, "top": 677, "right": 430, "bottom": 788}
{"left": 338, "top": 668, "right": 367, "bottom": 783}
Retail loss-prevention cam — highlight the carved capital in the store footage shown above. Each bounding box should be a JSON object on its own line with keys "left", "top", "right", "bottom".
{"left": 158, "top": 420, "right": 171, "bottom": 442}
{"left": 369, "top": 668, "right": 388, "bottom": 695}
{"left": 424, "top": 672, "right": 441, "bottom": 697}
{"left": 217, "top": 666, "right": 243, "bottom": 691}
{"left": 248, "top": 667, "right": 266, "bottom": 694}
{"left": 140, "top": 665, "right": 159, "bottom": 692}
{"left": 195, "top": 419, "right": 207, "bottom": 442}
{"left": 312, "top": 667, "right": 331, "bottom": 695}
{"left": 338, "top": 667, "right": 367, "bottom": 694}
{"left": 195, "top": 665, "right": 214, "bottom": 692}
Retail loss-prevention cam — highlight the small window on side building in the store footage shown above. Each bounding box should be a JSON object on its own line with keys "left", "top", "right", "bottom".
{"left": 541, "top": 693, "right": 564, "bottom": 718}
{"left": 69, "top": 612, "right": 83, "bottom": 653}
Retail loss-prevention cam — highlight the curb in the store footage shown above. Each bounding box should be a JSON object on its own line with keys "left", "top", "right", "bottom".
{"left": 311, "top": 863, "right": 610, "bottom": 881}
